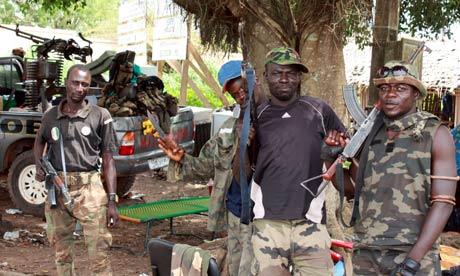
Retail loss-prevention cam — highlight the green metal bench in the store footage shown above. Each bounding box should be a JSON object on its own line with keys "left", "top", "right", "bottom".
{"left": 117, "top": 196, "right": 210, "bottom": 251}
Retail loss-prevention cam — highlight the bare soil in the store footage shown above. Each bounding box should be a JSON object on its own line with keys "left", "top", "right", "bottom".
{"left": 0, "top": 171, "right": 214, "bottom": 276}
{"left": 0, "top": 172, "right": 459, "bottom": 275}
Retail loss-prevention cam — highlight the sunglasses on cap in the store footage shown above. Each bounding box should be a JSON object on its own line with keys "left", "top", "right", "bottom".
{"left": 376, "top": 65, "right": 416, "bottom": 78}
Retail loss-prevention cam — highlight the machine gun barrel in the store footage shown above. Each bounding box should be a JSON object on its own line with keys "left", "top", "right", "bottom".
{"left": 0, "top": 24, "right": 47, "bottom": 44}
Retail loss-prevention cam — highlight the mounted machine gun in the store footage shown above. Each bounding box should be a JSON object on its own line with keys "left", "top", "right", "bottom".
{"left": 0, "top": 24, "right": 93, "bottom": 111}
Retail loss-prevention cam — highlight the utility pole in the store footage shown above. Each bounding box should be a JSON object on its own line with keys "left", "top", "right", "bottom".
{"left": 368, "top": 0, "right": 400, "bottom": 105}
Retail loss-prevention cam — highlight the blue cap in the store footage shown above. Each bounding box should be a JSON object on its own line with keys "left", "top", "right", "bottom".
{"left": 218, "top": 60, "right": 242, "bottom": 91}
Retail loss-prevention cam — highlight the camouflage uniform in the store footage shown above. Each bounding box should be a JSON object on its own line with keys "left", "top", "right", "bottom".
{"left": 248, "top": 47, "right": 338, "bottom": 276}
{"left": 227, "top": 211, "right": 253, "bottom": 275}
{"left": 353, "top": 111, "right": 442, "bottom": 275}
{"left": 168, "top": 117, "right": 254, "bottom": 276}
{"left": 37, "top": 100, "right": 117, "bottom": 276}
{"left": 46, "top": 171, "right": 112, "bottom": 276}
{"left": 251, "top": 219, "right": 332, "bottom": 276}
{"left": 170, "top": 243, "right": 212, "bottom": 276}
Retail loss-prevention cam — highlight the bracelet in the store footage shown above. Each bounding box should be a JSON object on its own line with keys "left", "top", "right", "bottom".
{"left": 430, "top": 175, "right": 460, "bottom": 181}
{"left": 431, "top": 195, "right": 456, "bottom": 201}
{"left": 430, "top": 199, "right": 456, "bottom": 206}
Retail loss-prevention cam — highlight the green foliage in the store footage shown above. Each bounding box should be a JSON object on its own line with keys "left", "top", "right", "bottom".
{"left": 162, "top": 62, "right": 234, "bottom": 108}
{"left": 0, "top": 0, "right": 118, "bottom": 39}
{"left": 400, "top": 0, "right": 460, "bottom": 39}
{"left": 343, "top": 3, "right": 373, "bottom": 48}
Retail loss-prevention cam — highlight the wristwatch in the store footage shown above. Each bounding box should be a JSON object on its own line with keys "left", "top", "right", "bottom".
{"left": 108, "top": 193, "right": 118, "bottom": 203}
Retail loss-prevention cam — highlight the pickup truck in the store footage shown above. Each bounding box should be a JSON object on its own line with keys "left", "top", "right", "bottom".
{"left": 0, "top": 55, "right": 195, "bottom": 217}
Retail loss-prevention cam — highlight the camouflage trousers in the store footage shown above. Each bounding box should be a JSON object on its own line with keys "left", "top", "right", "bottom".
{"left": 227, "top": 211, "right": 254, "bottom": 276}
{"left": 353, "top": 246, "right": 441, "bottom": 275}
{"left": 251, "top": 219, "right": 333, "bottom": 276}
{"left": 45, "top": 171, "right": 112, "bottom": 276}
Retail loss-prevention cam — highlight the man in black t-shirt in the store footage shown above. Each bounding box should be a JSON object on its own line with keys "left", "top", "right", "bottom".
{"left": 251, "top": 47, "right": 345, "bottom": 275}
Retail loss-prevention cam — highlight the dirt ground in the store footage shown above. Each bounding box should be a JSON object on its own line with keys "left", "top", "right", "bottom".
{"left": 0, "top": 171, "right": 215, "bottom": 276}
{"left": 0, "top": 171, "right": 459, "bottom": 275}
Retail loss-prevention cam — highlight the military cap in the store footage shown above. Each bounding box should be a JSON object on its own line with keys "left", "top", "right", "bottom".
{"left": 264, "top": 47, "right": 309, "bottom": 73}
{"left": 218, "top": 60, "right": 242, "bottom": 92}
{"left": 374, "top": 60, "right": 427, "bottom": 98}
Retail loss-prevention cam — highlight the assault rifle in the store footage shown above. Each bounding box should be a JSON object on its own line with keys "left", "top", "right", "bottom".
{"left": 40, "top": 156, "right": 74, "bottom": 212}
{"left": 0, "top": 24, "right": 93, "bottom": 62}
{"left": 300, "top": 85, "right": 381, "bottom": 197}
{"left": 406, "top": 41, "right": 431, "bottom": 64}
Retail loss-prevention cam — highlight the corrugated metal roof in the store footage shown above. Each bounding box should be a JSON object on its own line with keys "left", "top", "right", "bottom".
{"left": 344, "top": 32, "right": 460, "bottom": 89}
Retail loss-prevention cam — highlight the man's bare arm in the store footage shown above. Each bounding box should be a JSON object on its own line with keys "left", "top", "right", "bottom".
{"left": 407, "top": 125, "right": 457, "bottom": 262}
{"left": 33, "top": 129, "right": 47, "bottom": 181}
{"left": 103, "top": 151, "right": 118, "bottom": 227}
{"left": 102, "top": 152, "right": 117, "bottom": 195}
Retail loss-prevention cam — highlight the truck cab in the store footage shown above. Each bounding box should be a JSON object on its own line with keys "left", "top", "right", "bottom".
{"left": 0, "top": 56, "right": 25, "bottom": 110}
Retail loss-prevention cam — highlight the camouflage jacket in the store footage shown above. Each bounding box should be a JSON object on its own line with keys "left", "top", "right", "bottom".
{"left": 354, "top": 111, "right": 440, "bottom": 249}
{"left": 171, "top": 243, "right": 211, "bottom": 276}
{"left": 168, "top": 117, "right": 239, "bottom": 232}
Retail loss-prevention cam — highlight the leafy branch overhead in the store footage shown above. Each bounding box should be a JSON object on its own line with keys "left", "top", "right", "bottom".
{"left": 173, "top": 0, "right": 373, "bottom": 51}
{"left": 2, "top": 0, "right": 459, "bottom": 50}
{"left": 0, "top": 0, "right": 118, "bottom": 39}
{"left": 173, "top": 0, "right": 460, "bottom": 52}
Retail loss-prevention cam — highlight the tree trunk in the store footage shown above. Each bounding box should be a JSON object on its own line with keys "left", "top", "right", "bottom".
{"left": 244, "top": 17, "right": 347, "bottom": 119}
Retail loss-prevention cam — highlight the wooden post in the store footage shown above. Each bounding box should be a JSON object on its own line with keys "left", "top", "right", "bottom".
{"left": 179, "top": 59, "right": 189, "bottom": 105}
{"left": 188, "top": 44, "right": 229, "bottom": 106}
{"left": 156, "top": 61, "right": 164, "bottom": 78}
{"left": 368, "top": 0, "right": 400, "bottom": 105}
{"left": 166, "top": 60, "right": 212, "bottom": 107}
{"left": 178, "top": 17, "right": 192, "bottom": 106}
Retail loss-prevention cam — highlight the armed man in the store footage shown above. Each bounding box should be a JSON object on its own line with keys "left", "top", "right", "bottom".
{"left": 324, "top": 61, "right": 458, "bottom": 275}
{"left": 159, "top": 60, "right": 261, "bottom": 276}
{"left": 250, "top": 47, "right": 345, "bottom": 275}
{"left": 34, "top": 64, "right": 118, "bottom": 276}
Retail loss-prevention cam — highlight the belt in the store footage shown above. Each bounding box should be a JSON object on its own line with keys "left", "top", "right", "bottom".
{"left": 57, "top": 171, "right": 100, "bottom": 186}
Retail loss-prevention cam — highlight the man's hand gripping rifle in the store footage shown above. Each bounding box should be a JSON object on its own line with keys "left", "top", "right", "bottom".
{"left": 301, "top": 85, "right": 381, "bottom": 197}
{"left": 40, "top": 156, "right": 74, "bottom": 212}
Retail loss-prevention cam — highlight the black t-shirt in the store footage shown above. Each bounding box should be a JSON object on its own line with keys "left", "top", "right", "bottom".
{"left": 253, "top": 96, "right": 345, "bottom": 221}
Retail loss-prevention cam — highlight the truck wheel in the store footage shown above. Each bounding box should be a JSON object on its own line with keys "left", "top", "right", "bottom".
{"left": 7, "top": 150, "right": 46, "bottom": 217}
{"left": 117, "top": 176, "right": 136, "bottom": 196}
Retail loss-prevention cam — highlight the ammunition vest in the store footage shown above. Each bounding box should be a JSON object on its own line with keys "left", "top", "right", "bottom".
{"left": 354, "top": 111, "right": 440, "bottom": 248}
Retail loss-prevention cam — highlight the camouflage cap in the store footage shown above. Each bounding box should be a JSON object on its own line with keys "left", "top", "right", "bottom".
{"left": 265, "top": 47, "right": 309, "bottom": 73}
{"left": 373, "top": 60, "right": 427, "bottom": 98}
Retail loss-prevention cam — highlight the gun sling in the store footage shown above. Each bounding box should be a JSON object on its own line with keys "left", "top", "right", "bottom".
{"left": 239, "top": 66, "right": 255, "bottom": 225}
{"left": 338, "top": 114, "right": 384, "bottom": 227}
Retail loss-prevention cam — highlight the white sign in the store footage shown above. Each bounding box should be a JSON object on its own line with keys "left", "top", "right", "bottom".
{"left": 118, "top": 0, "right": 147, "bottom": 65}
{"left": 119, "top": 0, "right": 146, "bottom": 22}
{"left": 151, "top": 0, "right": 188, "bottom": 61}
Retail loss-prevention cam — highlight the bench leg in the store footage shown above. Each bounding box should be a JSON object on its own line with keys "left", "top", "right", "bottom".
{"left": 145, "top": 220, "right": 155, "bottom": 253}
{"left": 169, "top": 218, "right": 174, "bottom": 235}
